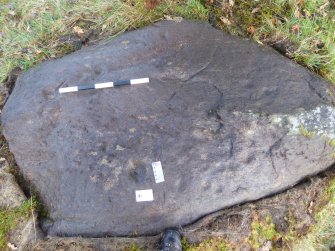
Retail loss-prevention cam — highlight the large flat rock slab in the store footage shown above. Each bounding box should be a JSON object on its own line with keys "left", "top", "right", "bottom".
{"left": 2, "top": 20, "right": 335, "bottom": 237}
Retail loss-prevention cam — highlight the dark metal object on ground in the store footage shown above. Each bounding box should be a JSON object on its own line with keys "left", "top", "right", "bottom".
{"left": 162, "top": 229, "right": 182, "bottom": 251}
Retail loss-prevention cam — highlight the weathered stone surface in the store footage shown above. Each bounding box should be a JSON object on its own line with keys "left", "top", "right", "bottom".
{"left": 0, "top": 160, "right": 43, "bottom": 250}
{"left": 2, "top": 20, "right": 335, "bottom": 237}
{"left": 0, "top": 159, "right": 26, "bottom": 209}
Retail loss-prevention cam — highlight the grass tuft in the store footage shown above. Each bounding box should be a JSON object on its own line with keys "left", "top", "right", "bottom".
{"left": 211, "top": 0, "right": 335, "bottom": 84}
{"left": 0, "top": 197, "right": 38, "bottom": 249}
{"left": 293, "top": 179, "right": 335, "bottom": 250}
{"left": 123, "top": 243, "right": 142, "bottom": 251}
{"left": 249, "top": 215, "right": 280, "bottom": 250}
{"left": 249, "top": 213, "right": 297, "bottom": 250}
{"left": 182, "top": 237, "right": 232, "bottom": 251}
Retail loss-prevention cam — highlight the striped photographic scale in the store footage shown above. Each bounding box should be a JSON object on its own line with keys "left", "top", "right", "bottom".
{"left": 59, "top": 77, "right": 149, "bottom": 94}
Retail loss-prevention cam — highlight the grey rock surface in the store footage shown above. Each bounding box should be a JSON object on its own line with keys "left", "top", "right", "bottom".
{"left": 2, "top": 20, "right": 335, "bottom": 237}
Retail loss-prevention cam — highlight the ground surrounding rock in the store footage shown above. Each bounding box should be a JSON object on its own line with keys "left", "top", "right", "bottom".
{"left": 7, "top": 216, "right": 44, "bottom": 251}
{"left": 0, "top": 160, "right": 43, "bottom": 251}
{"left": 34, "top": 235, "right": 161, "bottom": 251}
{"left": 0, "top": 160, "right": 26, "bottom": 209}
{"left": 2, "top": 20, "right": 335, "bottom": 237}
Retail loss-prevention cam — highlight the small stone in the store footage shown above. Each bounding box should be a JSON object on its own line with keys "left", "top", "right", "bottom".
{"left": 7, "top": 242, "right": 18, "bottom": 250}
{"left": 0, "top": 169, "right": 26, "bottom": 209}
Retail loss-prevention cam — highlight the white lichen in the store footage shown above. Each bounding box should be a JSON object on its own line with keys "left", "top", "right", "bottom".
{"left": 270, "top": 105, "right": 335, "bottom": 138}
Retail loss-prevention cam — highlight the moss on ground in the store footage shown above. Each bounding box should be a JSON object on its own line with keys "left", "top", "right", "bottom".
{"left": 0, "top": 197, "right": 38, "bottom": 249}
{"left": 123, "top": 243, "right": 142, "bottom": 251}
{"left": 182, "top": 237, "right": 233, "bottom": 251}
{"left": 248, "top": 213, "right": 298, "bottom": 250}
{"left": 249, "top": 215, "right": 280, "bottom": 249}
{"left": 293, "top": 179, "right": 335, "bottom": 250}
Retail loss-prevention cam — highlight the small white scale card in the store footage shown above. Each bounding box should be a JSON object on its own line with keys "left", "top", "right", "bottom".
{"left": 135, "top": 189, "right": 154, "bottom": 202}
{"left": 152, "top": 161, "right": 165, "bottom": 183}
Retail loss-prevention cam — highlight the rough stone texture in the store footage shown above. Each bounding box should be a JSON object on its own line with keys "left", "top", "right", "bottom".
{"left": 0, "top": 159, "right": 26, "bottom": 209}
{"left": 2, "top": 20, "right": 335, "bottom": 237}
{"left": 0, "top": 160, "right": 43, "bottom": 250}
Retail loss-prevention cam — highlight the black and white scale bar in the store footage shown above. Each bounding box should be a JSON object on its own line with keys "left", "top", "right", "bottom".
{"left": 59, "top": 78, "right": 149, "bottom": 94}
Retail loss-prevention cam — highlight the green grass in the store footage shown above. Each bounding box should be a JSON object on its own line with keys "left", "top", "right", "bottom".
{"left": 249, "top": 214, "right": 297, "bottom": 250}
{"left": 123, "top": 243, "right": 142, "bottom": 251}
{"left": 0, "top": 0, "right": 208, "bottom": 83}
{"left": 0, "top": 197, "right": 38, "bottom": 249}
{"left": 182, "top": 237, "right": 232, "bottom": 251}
{"left": 212, "top": 0, "right": 335, "bottom": 84}
{"left": 293, "top": 179, "right": 335, "bottom": 250}
{"left": 0, "top": 0, "right": 334, "bottom": 83}
{"left": 249, "top": 215, "right": 280, "bottom": 250}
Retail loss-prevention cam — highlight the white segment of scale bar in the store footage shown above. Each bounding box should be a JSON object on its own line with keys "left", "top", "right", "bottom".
{"left": 59, "top": 86, "right": 79, "bottom": 93}
{"left": 130, "top": 78, "right": 149, "bottom": 85}
{"left": 94, "top": 82, "right": 114, "bottom": 89}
